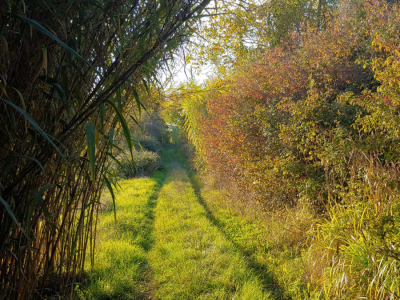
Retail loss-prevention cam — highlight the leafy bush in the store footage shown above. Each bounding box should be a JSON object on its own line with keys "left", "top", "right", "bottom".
{"left": 118, "top": 151, "right": 161, "bottom": 178}
{"left": 169, "top": 0, "right": 400, "bottom": 298}
{"left": 134, "top": 135, "right": 162, "bottom": 152}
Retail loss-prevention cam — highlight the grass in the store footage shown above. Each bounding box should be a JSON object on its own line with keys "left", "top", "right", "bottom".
{"left": 76, "top": 149, "right": 400, "bottom": 300}
{"left": 194, "top": 175, "right": 317, "bottom": 299}
{"left": 75, "top": 171, "right": 165, "bottom": 299}
{"left": 191, "top": 166, "right": 400, "bottom": 300}
{"left": 77, "top": 148, "right": 272, "bottom": 299}
{"left": 148, "top": 151, "right": 270, "bottom": 299}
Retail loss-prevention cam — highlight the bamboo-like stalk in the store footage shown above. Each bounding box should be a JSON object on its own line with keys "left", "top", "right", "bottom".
{"left": 0, "top": 0, "right": 211, "bottom": 298}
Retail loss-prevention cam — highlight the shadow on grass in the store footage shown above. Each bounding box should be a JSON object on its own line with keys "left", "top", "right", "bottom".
{"left": 77, "top": 171, "right": 166, "bottom": 300}
{"left": 139, "top": 171, "right": 166, "bottom": 253}
{"left": 182, "top": 164, "right": 289, "bottom": 300}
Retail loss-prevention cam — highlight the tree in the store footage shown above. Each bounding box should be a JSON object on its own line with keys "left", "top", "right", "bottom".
{"left": 187, "top": 0, "right": 337, "bottom": 74}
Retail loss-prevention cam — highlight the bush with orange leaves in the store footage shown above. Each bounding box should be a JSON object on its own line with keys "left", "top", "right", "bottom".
{"left": 180, "top": 1, "right": 400, "bottom": 298}
{"left": 195, "top": 0, "right": 400, "bottom": 210}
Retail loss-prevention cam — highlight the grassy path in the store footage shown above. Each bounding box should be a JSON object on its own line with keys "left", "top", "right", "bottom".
{"left": 148, "top": 159, "right": 269, "bottom": 299}
{"left": 78, "top": 150, "right": 272, "bottom": 299}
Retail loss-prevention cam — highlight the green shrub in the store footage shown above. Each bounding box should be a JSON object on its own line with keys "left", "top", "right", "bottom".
{"left": 134, "top": 135, "right": 162, "bottom": 152}
{"left": 118, "top": 151, "right": 161, "bottom": 178}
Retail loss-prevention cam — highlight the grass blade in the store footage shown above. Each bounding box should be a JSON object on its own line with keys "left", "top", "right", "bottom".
{"left": 103, "top": 174, "right": 117, "bottom": 222}
{"left": 11, "top": 87, "right": 28, "bottom": 133}
{"left": 105, "top": 100, "right": 134, "bottom": 163}
{"left": 17, "top": 15, "right": 99, "bottom": 74}
{"left": 132, "top": 88, "right": 147, "bottom": 115}
{"left": 33, "top": 47, "right": 48, "bottom": 83}
{"left": 108, "top": 127, "right": 115, "bottom": 152}
{"left": 16, "top": 154, "right": 46, "bottom": 175}
{"left": 107, "top": 152, "right": 124, "bottom": 170}
{"left": 2, "top": 98, "right": 65, "bottom": 159}
{"left": 129, "top": 115, "right": 143, "bottom": 130}
{"left": 34, "top": 183, "right": 53, "bottom": 205}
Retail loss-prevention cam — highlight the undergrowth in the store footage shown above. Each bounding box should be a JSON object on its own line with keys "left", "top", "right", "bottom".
{"left": 195, "top": 161, "right": 400, "bottom": 299}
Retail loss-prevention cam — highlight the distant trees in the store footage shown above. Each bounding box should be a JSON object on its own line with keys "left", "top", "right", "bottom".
{"left": 187, "top": 0, "right": 337, "bottom": 73}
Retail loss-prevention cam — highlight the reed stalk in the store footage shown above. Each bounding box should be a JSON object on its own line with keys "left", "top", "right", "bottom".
{"left": 0, "top": 0, "right": 210, "bottom": 298}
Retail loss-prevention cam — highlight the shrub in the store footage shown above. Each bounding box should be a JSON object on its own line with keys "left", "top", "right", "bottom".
{"left": 118, "top": 151, "right": 161, "bottom": 178}
{"left": 134, "top": 135, "right": 162, "bottom": 152}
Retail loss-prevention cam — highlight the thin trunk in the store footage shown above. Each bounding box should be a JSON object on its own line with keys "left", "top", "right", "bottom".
{"left": 317, "top": 0, "right": 323, "bottom": 29}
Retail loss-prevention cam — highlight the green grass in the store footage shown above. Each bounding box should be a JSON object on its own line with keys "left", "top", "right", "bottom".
{"left": 77, "top": 149, "right": 270, "bottom": 299}
{"left": 77, "top": 148, "right": 400, "bottom": 300}
{"left": 76, "top": 171, "right": 165, "bottom": 299}
{"left": 196, "top": 178, "right": 316, "bottom": 300}
{"left": 148, "top": 160, "right": 270, "bottom": 299}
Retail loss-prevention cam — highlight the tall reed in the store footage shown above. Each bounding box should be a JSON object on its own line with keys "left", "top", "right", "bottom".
{"left": 0, "top": 0, "right": 210, "bottom": 298}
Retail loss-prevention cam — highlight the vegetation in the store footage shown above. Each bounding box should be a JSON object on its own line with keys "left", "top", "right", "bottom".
{"left": 0, "top": 0, "right": 210, "bottom": 298}
{"left": 2, "top": 0, "right": 400, "bottom": 299}
{"left": 149, "top": 150, "right": 268, "bottom": 300}
{"left": 77, "top": 149, "right": 271, "bottom": 299}
{"left": 76, "top": 172, "right": 165, "bottom": 299}
{"left": 113, "top": 112, "right": 166, "bottom": 179}
{"left": 162, "top": 0, "right": 400, "bottom": 298}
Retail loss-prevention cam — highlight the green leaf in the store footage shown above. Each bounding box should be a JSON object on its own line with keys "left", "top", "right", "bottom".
{"left": 129, "top": 115, "right": 143, "bottom": 130}
{"left": 107, "top": 152, "right": 124, "bottom": 170}
{"left": 17, "top": 15, "right": 99, "bottom": 74}
{"left": 2, "top": 98, "right": 65, "bottom": 159}
{"left": 34, "top": 183, "right": 53, "bottom": 205}
{"left": 0, "top": 196, "right": 28, "bottom": 239}
{"left": 105, "top": 100, "right": 134, "bottom": 164}
{"left": 33, "top": 47, "right": 47, "bottom": 83}
{"left": 100, "top": 103, "right": 105, "bottom": 129}
{"left": 27, "top": 183, "right": 53, "bottom": 236}
{"left": 111, "top": 143, "right": 125, "bottom": 153}
{"left": 116, "top": 88, "right": 122, "bottom": 111}
{"left": 108, "top": 127, "right": 115, "bottom": 151}
{"left": 11, "top": 87, "right": 28, "bottom": 133}
{"left": 103, "top": 174, "right": 117, "bottom": 222}
{"left": 142, "top": 78, "right": 151, "bottom": 96}
{"left": 39, "top": 76, "right": 69, "bottom": 112}
{"left": 51, "top": 82, "right": 68, "bottom": 111}
{"left": 85, "top": 122, "right": 96, "bottom": 183}
{"left": 132, "top": 88, "right": 147, "bottom": 116}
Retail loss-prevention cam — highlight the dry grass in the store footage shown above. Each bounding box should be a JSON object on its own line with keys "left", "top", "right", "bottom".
{"left": 196, "top": 150, "right": 400, "bottom": 299}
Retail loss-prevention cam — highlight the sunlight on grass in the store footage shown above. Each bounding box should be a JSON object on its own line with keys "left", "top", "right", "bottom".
{"left": 199, "top": 182, "right": 315, "bottom": 299}
{"left": 148, "top": 165, "right": 269, "bottom": 299}
{"left": 76, "top": 172, "right": 165, "bottom": 299}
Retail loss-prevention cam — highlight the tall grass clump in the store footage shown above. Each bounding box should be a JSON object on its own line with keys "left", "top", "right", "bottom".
{"left": 0, "top": 0, "right": 211, "bottom": 298}
{"left": 313, "top": 152, "right": 400, "bottom": 299}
